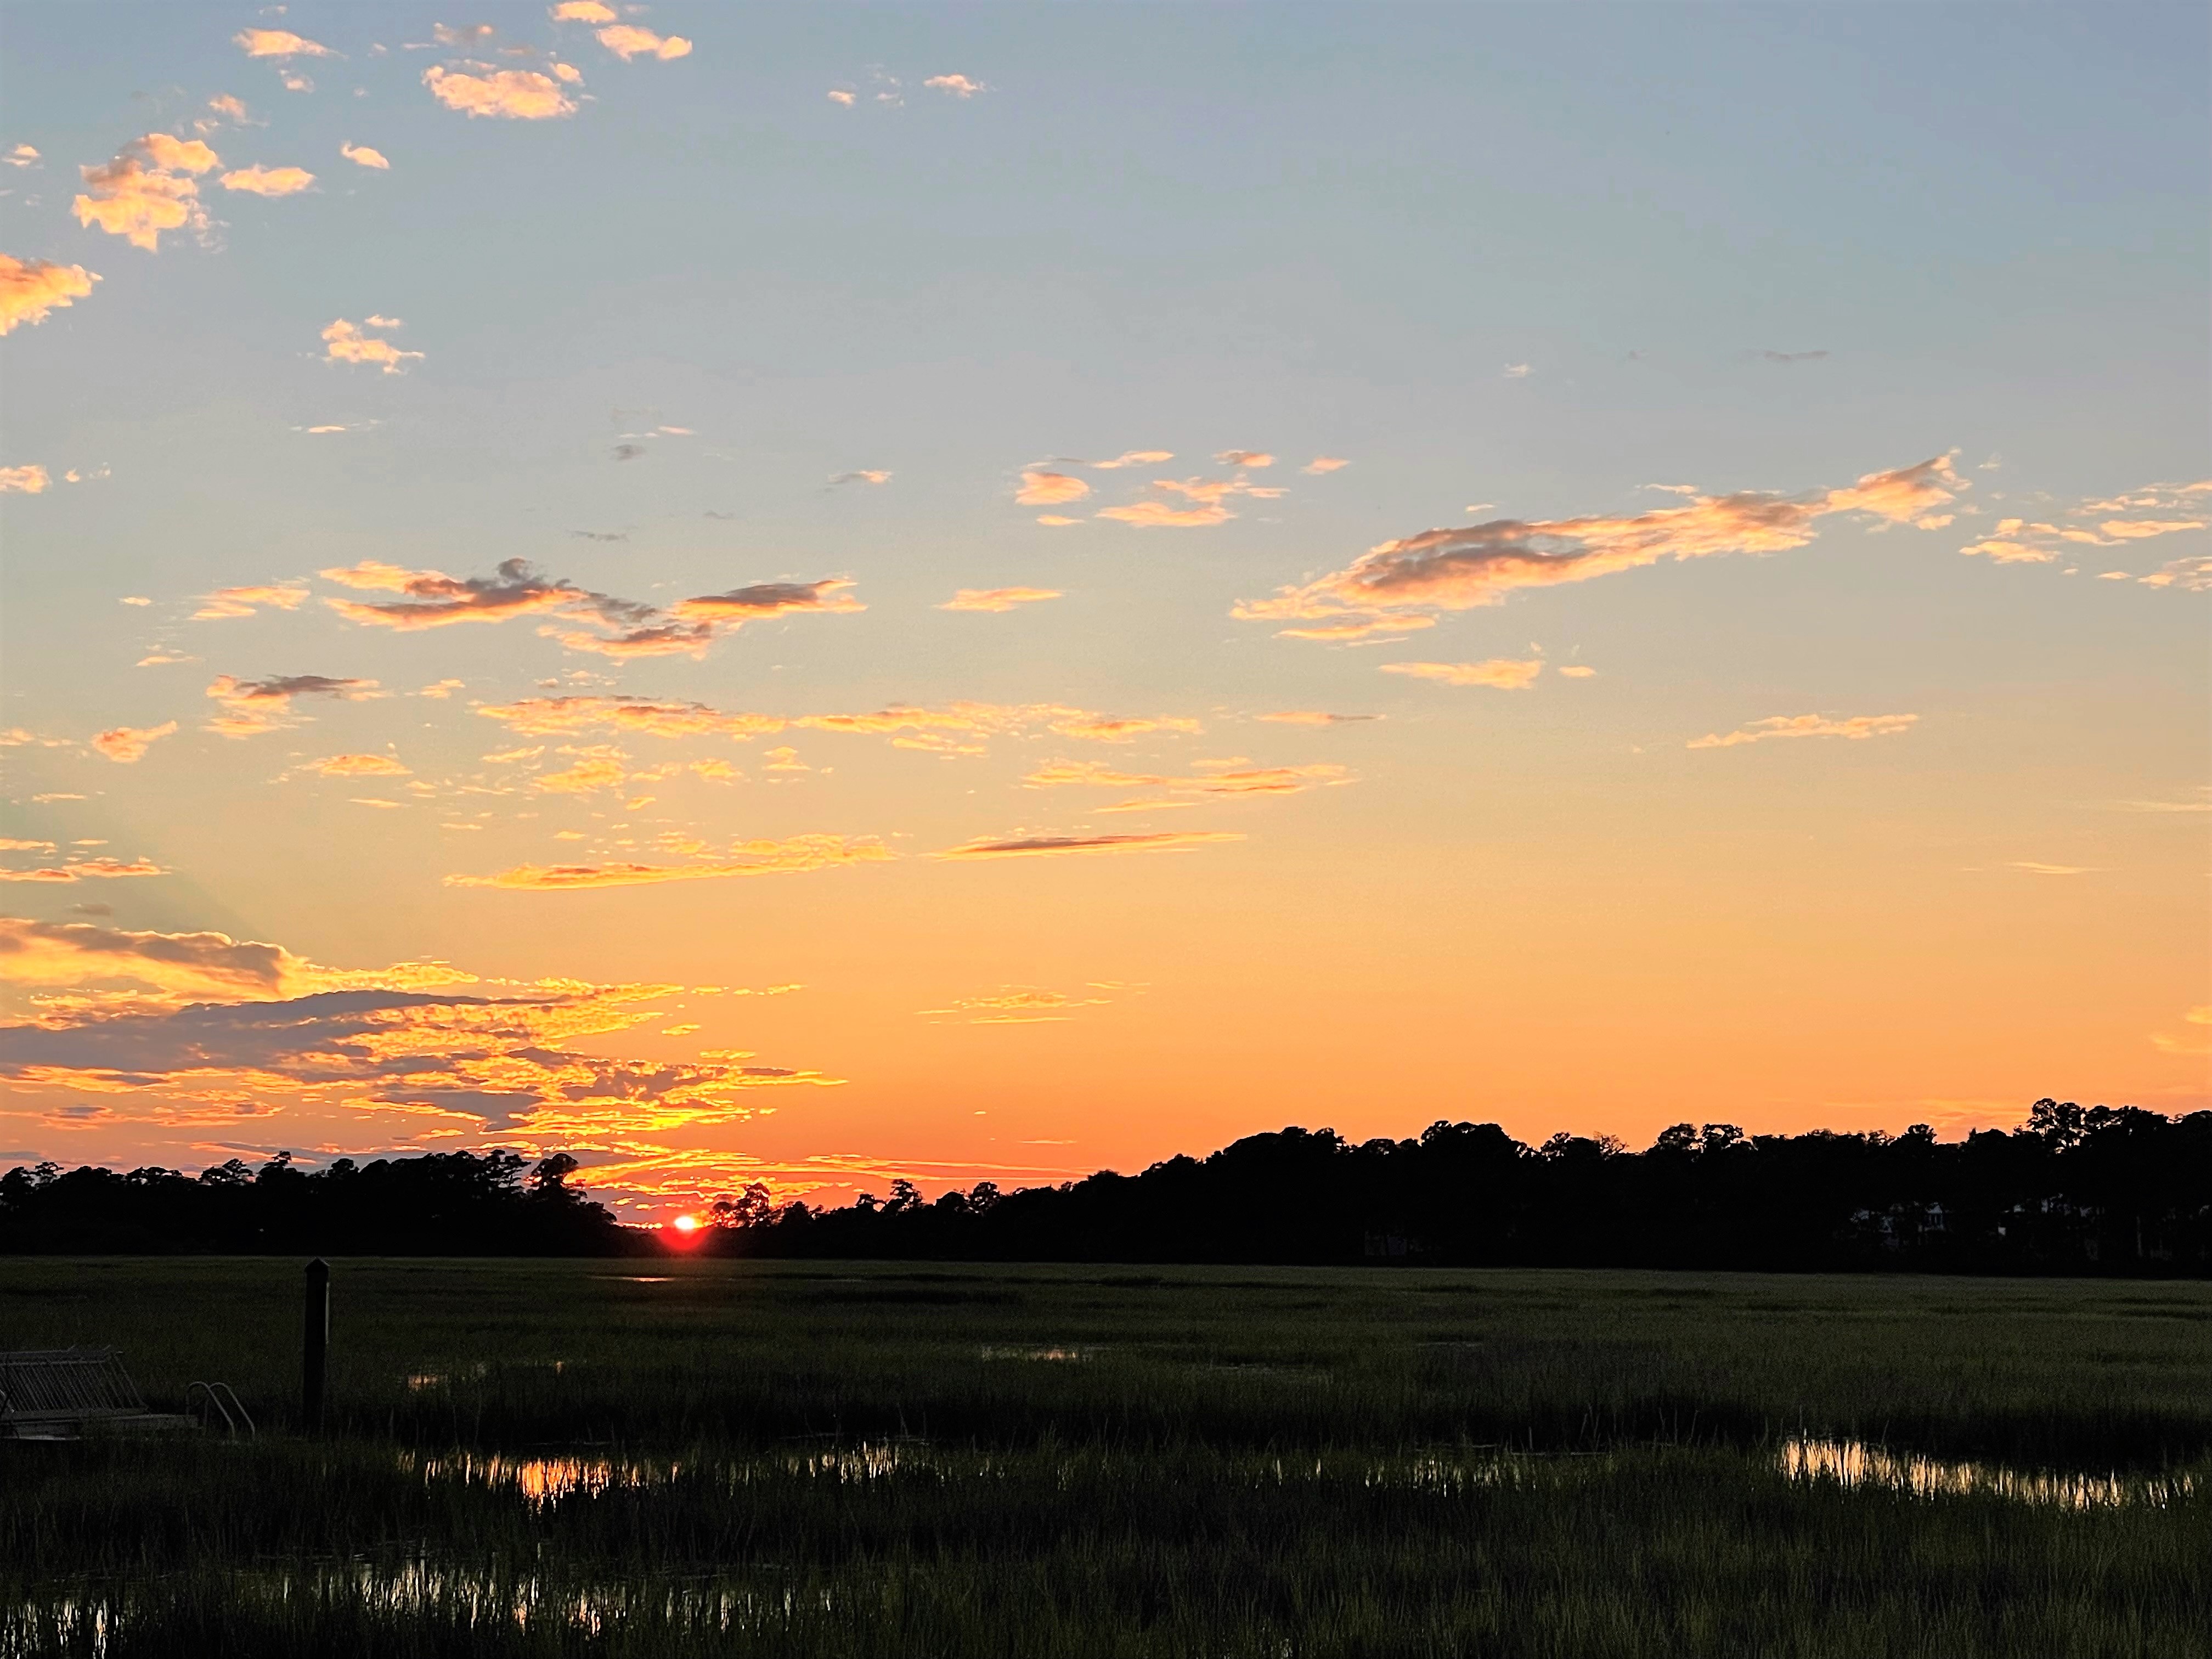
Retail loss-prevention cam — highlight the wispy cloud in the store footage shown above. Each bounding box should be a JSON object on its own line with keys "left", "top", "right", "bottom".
{"left": 923, "top": 74, "right": 986, "bottom": 97}
{"left": 827, "top": 469, "right": 890, "bottom": 487}
{"left": 1087, "top": 450, "right": 1173, "bottom": 470}
{"left": 1215, "top": 450, "right": 1274, "bottom": 467}
{"left": 1688, "top": 713, "right": 1918, "bottom": 749}
{"left": 235, "top": 29, "right": 334, "bottom": 59}
{"left": 191, "top": 584, "right": 309, "bottom": 620}
{"left": 1380, "top": 658, "right": 1543, "bottom": 690}
{"left": 936, "top": 831, "right": 1245, "bottom": 860}
{"left": 340, "top": 141, "right": 390, "bottom": 169}
{"left": 1254, "top": 710, "right": 1378, "bottom": 725}
{"left": 204, "top": 672, "right": 380, "bottom": 738}
{"left": 919, "top": 985, "right": 1112, "bottom": 1024}
{"left": 0, "top": 465, "right": 49, "bottom": 494}
{"left": 1023, "top": 758, "right": 1351, "bottom": 797}
{"left": 2008, "top": 861, "right": 2096, "bottom": 876}
{"left": 297, "top": 753, "right": 409, "bottom": 778}
{"left": 449, "top": 836, "right": 890, "bottom": 890}
{"left": 89, "top": 721, "right": 177, "bottom": 764}
{"left": 0, "top": 256, "right": 99, "bottom": 334}
{"left": 423, "top": 67, "right": 578, "bottom": 120}
{"left": 1239, "top": 456, "right": 1963, "bottom": 632}
{"left": 1302, "top": 456, "right": 1350, "bottom": 475}
{"left": 0, "top": 856, "right": 165, "bottom": 884}
{"left": 938, "top": 587, "right": 1063, "bottom": 612}
{"left": 1756, "top": 349, "right": 1829, "bottom": 363}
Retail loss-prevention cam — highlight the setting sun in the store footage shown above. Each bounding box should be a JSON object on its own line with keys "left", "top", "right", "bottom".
{"left": 670, "top": 1215, "right": 701, "bottom": 1234}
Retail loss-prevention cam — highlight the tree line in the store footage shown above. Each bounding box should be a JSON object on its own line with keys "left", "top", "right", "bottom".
{"left": 3, "top": 1101, "right": 2206, "bottom": 1273}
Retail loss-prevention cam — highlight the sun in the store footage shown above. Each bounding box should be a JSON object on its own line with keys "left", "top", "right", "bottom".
{"left": 670, "top": 1213, "right": 701, "bottom": 1233}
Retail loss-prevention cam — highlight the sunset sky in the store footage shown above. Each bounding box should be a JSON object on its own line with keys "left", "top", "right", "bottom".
{"left": 2, "top": 4, "right": 2205, "bottom": 1220}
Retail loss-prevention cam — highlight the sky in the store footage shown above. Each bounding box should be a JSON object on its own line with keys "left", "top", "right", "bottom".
{"left": 1, "top": 3, "right": 2205, "bottom": 1222}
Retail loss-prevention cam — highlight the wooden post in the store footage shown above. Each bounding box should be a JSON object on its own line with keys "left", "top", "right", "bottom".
{"left": 303, "top": 1257, "right": 330, "bottom": 1434}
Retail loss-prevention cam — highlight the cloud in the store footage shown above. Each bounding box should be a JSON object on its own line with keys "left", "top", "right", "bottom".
{"left": 1254, "top": 710, "right": 1377, "bottom": 725}
{"left": 1035, "top": 516, "right": 1081, "bottom": 527}
{"left": 89, "top": 722, "right": 177, "bottom": 764}
{"left": 0, "top": 465, "right": 49, "bottom": 494}
{"left": 1302, "top": 456, "right": 1350, "bottom": 475}
{"left": 1756, "top": 349, "right": 1829, "bottom": 363}
{"left": 595, "top": 25, "right": 693, "bottom": 61}
{"left": 1688, "top": 713, "right": 1918, "bottom": 749}
{"left": 204, "top": 95, "right": 251, "bottom": 125}
{"left": 938, "top": 588, "right": 1063, "bottom": 612}
{"left": 923, "top": 74, "right": 986, "bottom": 97}
{"left": 204, "top": 672, "right": 380, "bottom": 738}
{"left": 1016, "top": 470, "right": 1089, "bottom": 506}
{"left": 1087, "top": 451, "right": 1173, "bottom": 469}
{"left": 827, "top": 89, "right": 855, "bottom": 106}
{"left": 1503, "top": 363, "right": 1531, "bottom": 378}
{"left": 936, "top": 831, "right": 1245, "bottom": 860}
{"left": 2008, "top": 861, "right": 2096, "bottom": 876}
{"left": 1956, "top": 483, "right": 2209, "bottom": 569}
{"left": 298, "top": 753, "right": 409, "bottom": 778}
{"left": 0, "top": 256, "right": 99, "bottom": 335}
{"left": 1239, "top": 456, "right": 1963, "bottom": 631}
{"left": 449, "top": 836, "right": 891, "bottom": 890}
{"left": 340, "top": 142, "right": 390, "bottom": 169}
{"left": 827, "top": 470, "right": 890, "bottom": 487}
{"left": 1096, "top": 500, "right": 1232, "bottom": 529}
{"left": 235, "top": 29, "right": 334, "bottom": 58}
{"left": 920, "top": 986, "right": 1110, "bottom": 1024}
{"left": 423, "top": 67, "right": 577, "bottom": 120}
{"left": 219, "top": 165, "right": 314, "bottom": 196}
{"left": 1023, "top": 758, "right": 1350, "bottom": 797}
{"left": 478, "top": 695, "right": 784, "bottom": 741}
{"left": 2151, "top": 1006, "right": 2212, "bottom": 1057}
{"left": 321, "top": 318, "right": 422, "bottom": 373}
{"left": 4, "top": 145, "right": 37, "bottom": 167}
{"left": 1557, "top": 664, "right": 1598, "bottom": 678}
{"left": 532, "top": 753, "right": 628, "bottom": 794}
{"left": 0, "top": 857, "right": 165, "bottom": 884}
{"left": 1380, "top": 658, "right": 1543, "bottom": 690}
{"left": 1215, "top": 451, "right": 1274, "bottom": 468}
{"left": 552, "top": 0, "right": 618, "bottom": 18}
{"left": 191, "top": 584, "right": 309, "bottom": 620}
{"left": 2140, "top": 556, "right": 2212, "bottom": 592}
{"left": 0, "top": 944, "right": 830, "bottom": 1130}
{"left": 73, "top": 134, "right": 219, "bottom": 250}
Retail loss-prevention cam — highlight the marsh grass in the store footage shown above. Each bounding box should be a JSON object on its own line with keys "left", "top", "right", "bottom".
{"left": 1, "top": 1260, "right": 2207, "bottom": 1656}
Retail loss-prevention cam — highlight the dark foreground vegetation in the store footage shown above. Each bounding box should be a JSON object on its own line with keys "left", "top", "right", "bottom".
{"left": 0, "top": 1260, "right": 2207, "bottom": 1657}
{"left": 7, "top": 1101, "right": 2208, "bottom": 1274}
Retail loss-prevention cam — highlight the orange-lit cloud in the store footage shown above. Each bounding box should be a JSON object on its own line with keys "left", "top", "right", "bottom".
{"left": 551, "top": 1, "right": 617, "bottom": 19}
{"left": 1086, "top": 450, "right": 1173, "bottom": 469}
{"left": 1272, "top": 614, "right": 1437, "bottom": 643}
{"left": 596, "top": 25, "right": 693, "bottom": 61}
{"left": 340, "top": 142, "right": 390, "bottom": 169}
{"left": 73, "top": 134, "right": 219, "bottom": 250}
{"left": 423, "top": 67, "right": 578, "bottom": 120}
{"left": 1303, "top": 456, "right": 1350, "bottom": 475}
{"left": 0, "top": 466, "right": 49, "bottom": 494}
{"left": 1255, "top": 710, "right": 1378, "bottom": 725}
{"left": 1688, "top": 713, "right": 1918, "bottom": 749}
{"left": 2151, "top": 1006, "right": 2212, "bottom": 1057}
{"left": 1380, "top": 658, "right": 1543, "bottom": 690}
{"left": 449, "top": 835, "right": 891, "bottom": 890}
{"left": 1215, "top": 450, "right": 1274, "bottom": 467}
{"left": 2140, "top": 555, "right": 2212, "bottom": 592}
{"left": 1024, "top": 758, "right": 1350, "bottom": 797}
{"left": 321, "top": 318, "right": 422, "bottom": 373}
{"left": 191, "top": 584, "right": 309, "bottom": 620}
{"left": 827, "top": 469, "right": 890, "bottom": 486}
{"left": 1096, "top": 500, "right": 1232, "bottom": 528}
{"left": 1557, "top": 664, "right": 1598, "bottom": 678}
{"left": 0, "top": 256, "right": 99, "bottom": 334}
{"left": 1958, "top": 482, "right": 2208, "bottom": 568}
{"left": 235, "top": 29, "right": 334, "bottom": 58}
{"left": 920, "top": 985, "right": 1110, "bottom": 1024}
{"left": 1242, "top": 456, "right": 1964, "bottom": 629}
{"left": 532, "top": 752, "right": 628, "bottom": 794}
{"left": 936, "top": 831, "right": 1245, "bottom": 860}
{"left": 923, "top": 74, "right": 986, "bottom": 97}
{"left": 220, "top": 164, "right": 314, "bottom": 195}
{"left": 0, "top": 856, "right": 165, "bottom": 884}
{"left": 298, "top": 753, "right": 410, "bottom": 778}
{"left": 477, "top": 695, "right": 785, "bottom": 740}
{"left": 1017, "top": 470, "right": 1090, "bottom": 506}
{"left": 939, "top": 587, "right": 1064, "bottom": 612}
{"left": 89, "top": 721, "right": 177, "bottom": 764}
{"left": 204, "top": 672, "right": 381, "bottom": 738}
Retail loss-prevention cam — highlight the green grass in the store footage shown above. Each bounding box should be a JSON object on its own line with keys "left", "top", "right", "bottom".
{"left": 2, "top": 1259, "right": 2207, "bottom": 1656}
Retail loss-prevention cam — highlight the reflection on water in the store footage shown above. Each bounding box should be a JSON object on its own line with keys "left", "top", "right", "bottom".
{"left": 980, "top": 1345, "right": 1088, "bottom": 1362}
{"left": 1778, "top": 1437, "right": 2197, "bottom": 1509}
{"left": 409, "top": 1452, "right": 679, "bottom": 1508}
